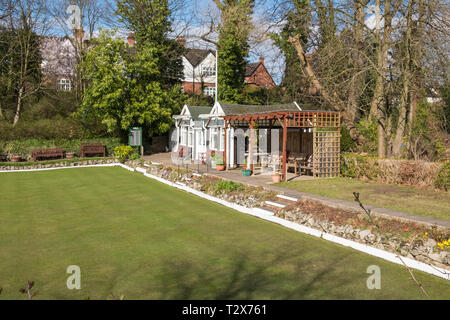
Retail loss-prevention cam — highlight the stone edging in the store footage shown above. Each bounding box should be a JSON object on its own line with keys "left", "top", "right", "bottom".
{"left": 1, "top": 162, "right": 449, "bottom": 281}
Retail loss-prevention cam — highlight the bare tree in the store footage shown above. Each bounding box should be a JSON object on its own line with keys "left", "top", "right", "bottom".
{"left": 0, "top": 0, "right": 52, "bottom": 125}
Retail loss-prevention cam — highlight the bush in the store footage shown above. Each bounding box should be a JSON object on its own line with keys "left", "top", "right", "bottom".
{"left": 0, "top": 138, "right": 122, "bottom": 159}
{"left": 355, "top": 117, "right": 378, "bottom": 154}
{"left": 114, "top": 145, "right": 134, "bottom": 163}
{"left": 214, "top": 180, "right": 244, "bottom": 194}
{"left": 341, "top": 153, "right": 444, "bottom": 189}
{"left": 340, "top": 126, "right": 356, "bottom": 152}
{"left": 340, "top": 153, "right": 381, "bottom": 180}
{"left": 434, "top": 162, "right": 450, "bottom": 191}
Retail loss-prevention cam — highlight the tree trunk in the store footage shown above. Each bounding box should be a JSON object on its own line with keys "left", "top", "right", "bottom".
{"left": 386, "top": 114, "right": 393, "bottom": 158}
{"left": 392, "top": 0, "right": 413, "bottom": 158}
{"left": 369, "top": 0, "right": 393, "bottom": 158}
{"left": 13, "top": 86, "right": 23, "bottom": 126}
{"left": 347, "top": 0, "right": 367, "bottom": 126}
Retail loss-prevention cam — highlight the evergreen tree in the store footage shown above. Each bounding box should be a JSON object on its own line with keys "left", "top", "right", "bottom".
{"left": 116, "top": 0, "right": 184, "bottom": 86}
{"left": 270, "top": 0, "right": 310, "bottom": 103}
{"left": 80, "top": 29, "right": 183, "bottom": 136}
{"left": 215, "top": 0, "right": 254, "bottom": 103}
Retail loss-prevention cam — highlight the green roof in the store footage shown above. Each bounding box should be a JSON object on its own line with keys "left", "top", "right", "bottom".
{"left": 186, "top": 106, "right": 212, "bottom": 121}
{"left": 218, "top": 102, "right": 299, "bottom": 115}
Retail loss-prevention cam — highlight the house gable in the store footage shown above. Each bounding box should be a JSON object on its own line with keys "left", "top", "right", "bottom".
{"left": 244, "top": 63, "right": 275, "bottom": 88}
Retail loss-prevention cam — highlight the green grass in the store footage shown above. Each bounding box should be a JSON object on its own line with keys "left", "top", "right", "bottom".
{"left": 277, "top": 177, "right": 450, "bottom": 221}
{"left": 0, "top": 167, "right": 449, "bottom": 299}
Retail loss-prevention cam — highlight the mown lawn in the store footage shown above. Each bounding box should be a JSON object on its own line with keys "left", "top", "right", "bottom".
{"left": 277, "top": 177, "right": 450, "bottom": 221}
{"left": 0, "top": 167, "right": 449, "bottom": 299}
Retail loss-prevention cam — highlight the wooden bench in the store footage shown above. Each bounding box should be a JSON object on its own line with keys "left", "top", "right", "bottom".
{"left": 299, "top": 154, "right": 314, "bottom": 175}
{"left": 32, "top": 147, "right": 64, "bottom": 161}
{"left": 80, "top": 143, "right": 105, "bottom": 158}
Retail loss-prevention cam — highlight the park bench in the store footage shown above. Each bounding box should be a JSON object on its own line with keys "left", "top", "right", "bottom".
{"left": 80, "top": 142, "right": 105, "bottom": 158}
{"left": 32, "top": 147, "right": 64, "bottom": 161}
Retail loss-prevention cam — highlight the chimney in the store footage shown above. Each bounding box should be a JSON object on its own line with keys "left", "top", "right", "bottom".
{"left": 127, "top": 32, "right": 135, "bottom": 47}
{"left": 75, "top": 27, "right": 85, "bottom": 44}
{"left": 259, "top": 56, "right": 264, "bottom": 65}
{"left": 177, "top": 36, "right": 186, "bottom": 47}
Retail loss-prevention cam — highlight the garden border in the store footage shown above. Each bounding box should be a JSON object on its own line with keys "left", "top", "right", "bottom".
{"left": 1, "top": 162, "right": 449, "bottom": 281}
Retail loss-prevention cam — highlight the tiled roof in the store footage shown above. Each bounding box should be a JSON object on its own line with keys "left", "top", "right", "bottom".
{"left": 184, "top": 49, "right": 216, "bottom": 67}
{"left": 218, "top": 102, "right": 299, "bottom": 116}
{"left": 245, "top": 62, "right": 261, "bottom": 77}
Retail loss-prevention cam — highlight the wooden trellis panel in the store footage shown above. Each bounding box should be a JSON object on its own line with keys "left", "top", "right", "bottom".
{"left": 312, "top": 129, "right": 340, "bottom": 178}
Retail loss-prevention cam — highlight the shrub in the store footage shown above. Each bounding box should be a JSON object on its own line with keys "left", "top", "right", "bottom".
{"left": 355, "top": 117, "right": 378, "bottom": 154}
{"left": 341, "top": 153, "right": 444, "bottom": 189}
{"left": 340, "top": 126, "right": 356, "bottom": 152}
{"left": 0, "top": 138, "right": 122, "bottom": 159}
{"left": 114, "top": 145, "right": 134, "bottom": 163}
{"left": 434, "top": 162, "right": 450, "bottom": 191}
{"left": 214, "top": 180, "right": 244, "bottom": 194}
{"left": 340, "top": 153, "right": 381, "bottom": 180}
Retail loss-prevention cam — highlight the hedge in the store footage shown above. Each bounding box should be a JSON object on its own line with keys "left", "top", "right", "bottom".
{"left": 0, "top": 138, "right": 123, "bottom": 159}
{"left": 341, "top": 153, "right": 447, "bottom": 190}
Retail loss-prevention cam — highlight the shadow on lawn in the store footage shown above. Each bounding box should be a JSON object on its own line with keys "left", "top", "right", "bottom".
{"left": 154, "top": 249, "right": 351, "bottom": 300}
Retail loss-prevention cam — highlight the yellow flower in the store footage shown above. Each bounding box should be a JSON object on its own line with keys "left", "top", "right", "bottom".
{"left": 443, "top": 240, "right": 449, "bottom": 246}
{"left": 437, "top": 242, "right": 444, "bottom": 249}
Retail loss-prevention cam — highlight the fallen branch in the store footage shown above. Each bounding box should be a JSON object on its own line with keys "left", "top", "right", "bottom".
{"left": 396, "top": 255, "right": 430, "bottom": 298}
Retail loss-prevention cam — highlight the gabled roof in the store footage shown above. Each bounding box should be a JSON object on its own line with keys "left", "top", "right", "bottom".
{"left": 218, "top": 102, "right": 300, "bottom": 116}
{"left": 187, "top": 106, "right": 213, "bottom": 121}
{"left": 184, "top": 48, "right": 216, "bottom": 67}
{"left": 245, "top": 62, "right": 261, "bottom": 77}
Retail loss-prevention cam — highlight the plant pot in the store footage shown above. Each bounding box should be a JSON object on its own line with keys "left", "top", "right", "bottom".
{"left": 215, "top": 164, "right": 225, "bottom": 171}
{"left": 66, "top": 152, "right": 76, "bottom": 159}
{"left": 241, "top": 169, "right": 252, "bottom": 176}
{"left": 10, "top": 155, "right": 22, "bottom": 162}
{"left": 271, "top": 174, "right": 281, "bottom": 183}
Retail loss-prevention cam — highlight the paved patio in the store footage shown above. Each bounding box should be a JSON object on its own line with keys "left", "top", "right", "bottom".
{"left": 143, "top": 152, "right": 450, "bottom": 229}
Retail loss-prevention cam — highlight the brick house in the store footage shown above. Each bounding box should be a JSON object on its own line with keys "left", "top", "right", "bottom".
{"left": 244, "top": 57, "right": 275, "bottom": 88}
{"left": 178, "top": 37, "right": 276, "bottom": 97}
{"left": 39, "top": 28, "right": 88, "bottom": 92}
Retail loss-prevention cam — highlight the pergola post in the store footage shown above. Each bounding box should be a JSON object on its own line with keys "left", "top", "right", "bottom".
{"left": 282, "top": 116, "right": 287, "bottom": 181}
{"left": 249, "top": 120, "right": 255, "bottom": 172}
{"left": 224, "top": 120, "right": 228, "bottom": 170}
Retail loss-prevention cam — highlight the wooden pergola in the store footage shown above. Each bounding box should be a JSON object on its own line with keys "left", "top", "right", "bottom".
{"left": 222, "top": 110, "right": 341, "bottom": 181}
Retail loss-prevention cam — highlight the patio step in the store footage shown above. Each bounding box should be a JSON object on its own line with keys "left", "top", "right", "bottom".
{"left": 264, "top": 200, "right": 287, "bottom": 211}
{"left": 276, "top": 194, "right": 299, "bottom": 205}
{"left": 258, "top": 206, "right": 277, "bottom": 215}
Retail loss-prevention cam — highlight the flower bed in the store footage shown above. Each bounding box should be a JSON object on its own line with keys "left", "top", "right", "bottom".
{"left": 140, "top": 162, "right": 277, "bottom": 208}
{"left": 276, "top": 200, "right": 450, "bottom": 269}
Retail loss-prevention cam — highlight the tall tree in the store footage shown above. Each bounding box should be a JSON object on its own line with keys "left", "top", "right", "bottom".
{"left": 270, "top": 0, "right": 311, "bottom": 103}
{"left": 214, "top": 0, "right": 254, "bottom": 103}
{"left": 0, "top": 0, "right": 47, "bottom": 126}
{"left": 80, "top": 30, "right": 183, "bottom": 136}
{"left": 116, "top": 0, "right": 184, "bottom": 87}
